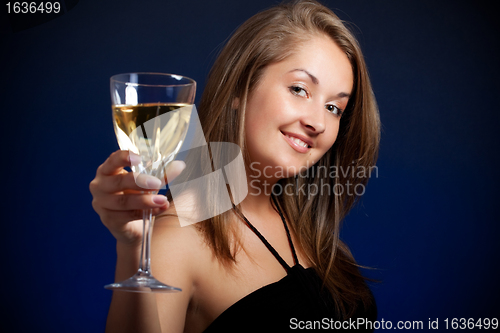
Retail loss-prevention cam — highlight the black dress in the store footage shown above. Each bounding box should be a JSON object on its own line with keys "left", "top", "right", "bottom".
{"left": 203, "top": 199, "right": 377, "bottom": 332}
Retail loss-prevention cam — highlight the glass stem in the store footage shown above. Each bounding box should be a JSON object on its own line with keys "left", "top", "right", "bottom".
{"left": 139, "top": 208, "right": 155, "bottom": 275}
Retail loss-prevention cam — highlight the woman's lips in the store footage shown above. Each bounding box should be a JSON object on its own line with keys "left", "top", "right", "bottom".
{"left": 281, "top": 131, "right": 312, "bottom": 153}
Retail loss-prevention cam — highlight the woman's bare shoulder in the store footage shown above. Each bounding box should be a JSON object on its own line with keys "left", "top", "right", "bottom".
{"left": 149, "top": 205, "right": 214, "bottom": 329}
{"left": 152, "top": 206, "right": 210, "bottom": 279}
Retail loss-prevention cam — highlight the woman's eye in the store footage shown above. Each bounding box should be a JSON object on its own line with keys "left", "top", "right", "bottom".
{"left": 325, "top": 104, "right": 343, "bottom": 117}
{"left": 289, "top": 86, "right": 308, "bottom": 97}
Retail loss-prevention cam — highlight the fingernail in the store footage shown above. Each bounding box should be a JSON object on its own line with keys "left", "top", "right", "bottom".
{"left": 153, "top": 195, "right": 167, "bottom": 205}
{"left": 146, "top": 177, "right": 162, "bottom": 189}
{"left": 128, "top": 152, "right": 141, "bottom": 165}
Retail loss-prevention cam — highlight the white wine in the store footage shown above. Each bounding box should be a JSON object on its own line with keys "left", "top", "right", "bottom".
{"left": 113, "top": 103, "right": 193, "bottom": 176}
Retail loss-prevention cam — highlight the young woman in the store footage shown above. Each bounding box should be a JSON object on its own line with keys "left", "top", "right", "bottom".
{"left": 90, "top": 1, "right": 380, "bottom": 332}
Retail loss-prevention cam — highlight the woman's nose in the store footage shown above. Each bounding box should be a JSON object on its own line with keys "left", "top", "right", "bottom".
{"left": 300, "top": 103, "right": 326, "bottom": 134}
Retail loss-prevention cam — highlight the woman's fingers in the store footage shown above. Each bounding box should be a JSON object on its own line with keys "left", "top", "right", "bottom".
{"left": 90, "top": 151, "right": 187, "bottom": 241}
{"left": 110, "top": 192, "right": 168, "bottom": 211}
{"left": 93, "top": 193, "right": 169, "bottom": 235}
{"left": 97, "top": 172, "right": 163, "bottom": 193}
{"left": 90, "top": 150, "right": 187, "bottom": 200}
{"left": 97, "top": 150, "right": 139, "bottom": 176}
{"left": 90, "top": 151, "right": 164, "bottom": 194}
{"left": 101, "top": 159, "right": 186, "bottom": 192}
{"left": 90, "top": 149, "right": 181, "bottom": 245}
{"left": 94, "top": 192, "right": 168, "bottom": 212}
{"left": 101, "top": 161, "right": 185, "bottom": 192}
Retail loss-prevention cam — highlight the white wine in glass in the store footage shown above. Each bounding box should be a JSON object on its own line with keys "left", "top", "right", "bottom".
{"left": 105, "top": 73, "right": 196, "bottom": 293}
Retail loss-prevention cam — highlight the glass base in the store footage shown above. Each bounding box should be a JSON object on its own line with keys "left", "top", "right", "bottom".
{"left": 104, "top": 271, "right": 182, "bottom": 293}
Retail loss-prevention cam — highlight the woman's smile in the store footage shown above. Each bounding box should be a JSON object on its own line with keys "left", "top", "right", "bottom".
{"left": 281, "top": 131, "right": 312, "bottom": 153}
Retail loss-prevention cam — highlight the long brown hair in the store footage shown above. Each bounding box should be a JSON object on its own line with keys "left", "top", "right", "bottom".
{"left": 195, "top": 0, "right": 380, "bottom": 318}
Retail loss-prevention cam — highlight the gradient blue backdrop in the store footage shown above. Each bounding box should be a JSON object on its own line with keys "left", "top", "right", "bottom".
{"left": 2, "top": 0, "right": 499, "bottom": 331}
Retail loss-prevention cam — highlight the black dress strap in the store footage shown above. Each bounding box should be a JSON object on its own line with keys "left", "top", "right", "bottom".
{"left": 271, "top": 195, "right": 299, "bottom": 266}
{"left": 232, "top": 195, "right": 299, "bottom": 272}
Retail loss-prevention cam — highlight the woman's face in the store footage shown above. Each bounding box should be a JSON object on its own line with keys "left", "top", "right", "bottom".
{"left": 245, "top": 34, "right": 353, "bottom": 181}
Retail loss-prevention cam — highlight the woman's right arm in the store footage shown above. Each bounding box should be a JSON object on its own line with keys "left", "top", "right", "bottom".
{"left": 89, "top": 150, "right": 189, "bottom": 333}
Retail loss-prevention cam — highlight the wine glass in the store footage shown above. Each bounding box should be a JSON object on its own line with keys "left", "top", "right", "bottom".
{"left": 105, "top": 73, "right": 196, "bottom": 292}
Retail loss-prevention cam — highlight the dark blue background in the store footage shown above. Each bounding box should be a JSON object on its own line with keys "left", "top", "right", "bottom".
{"left": 2, "top": 0, "right": 499, "bottom": 331}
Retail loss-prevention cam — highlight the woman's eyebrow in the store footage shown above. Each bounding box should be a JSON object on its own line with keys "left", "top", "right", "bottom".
{"left": 289, "top": 69, "right": 351, "bottom": 98}
{"left": 289, "top": 68, "right": 319, "bottom": 84}
{"left": 336, "top": 92, "right": 350, "bottom": 98}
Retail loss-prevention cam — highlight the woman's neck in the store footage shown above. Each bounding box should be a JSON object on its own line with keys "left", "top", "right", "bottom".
{"left": 239, "top": 173, "right": 279, "bottom": 218}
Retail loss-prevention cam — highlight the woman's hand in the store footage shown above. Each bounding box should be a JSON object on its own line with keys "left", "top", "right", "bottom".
{"left": 89, "top": 150, "right": 185, "bottom": 246}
